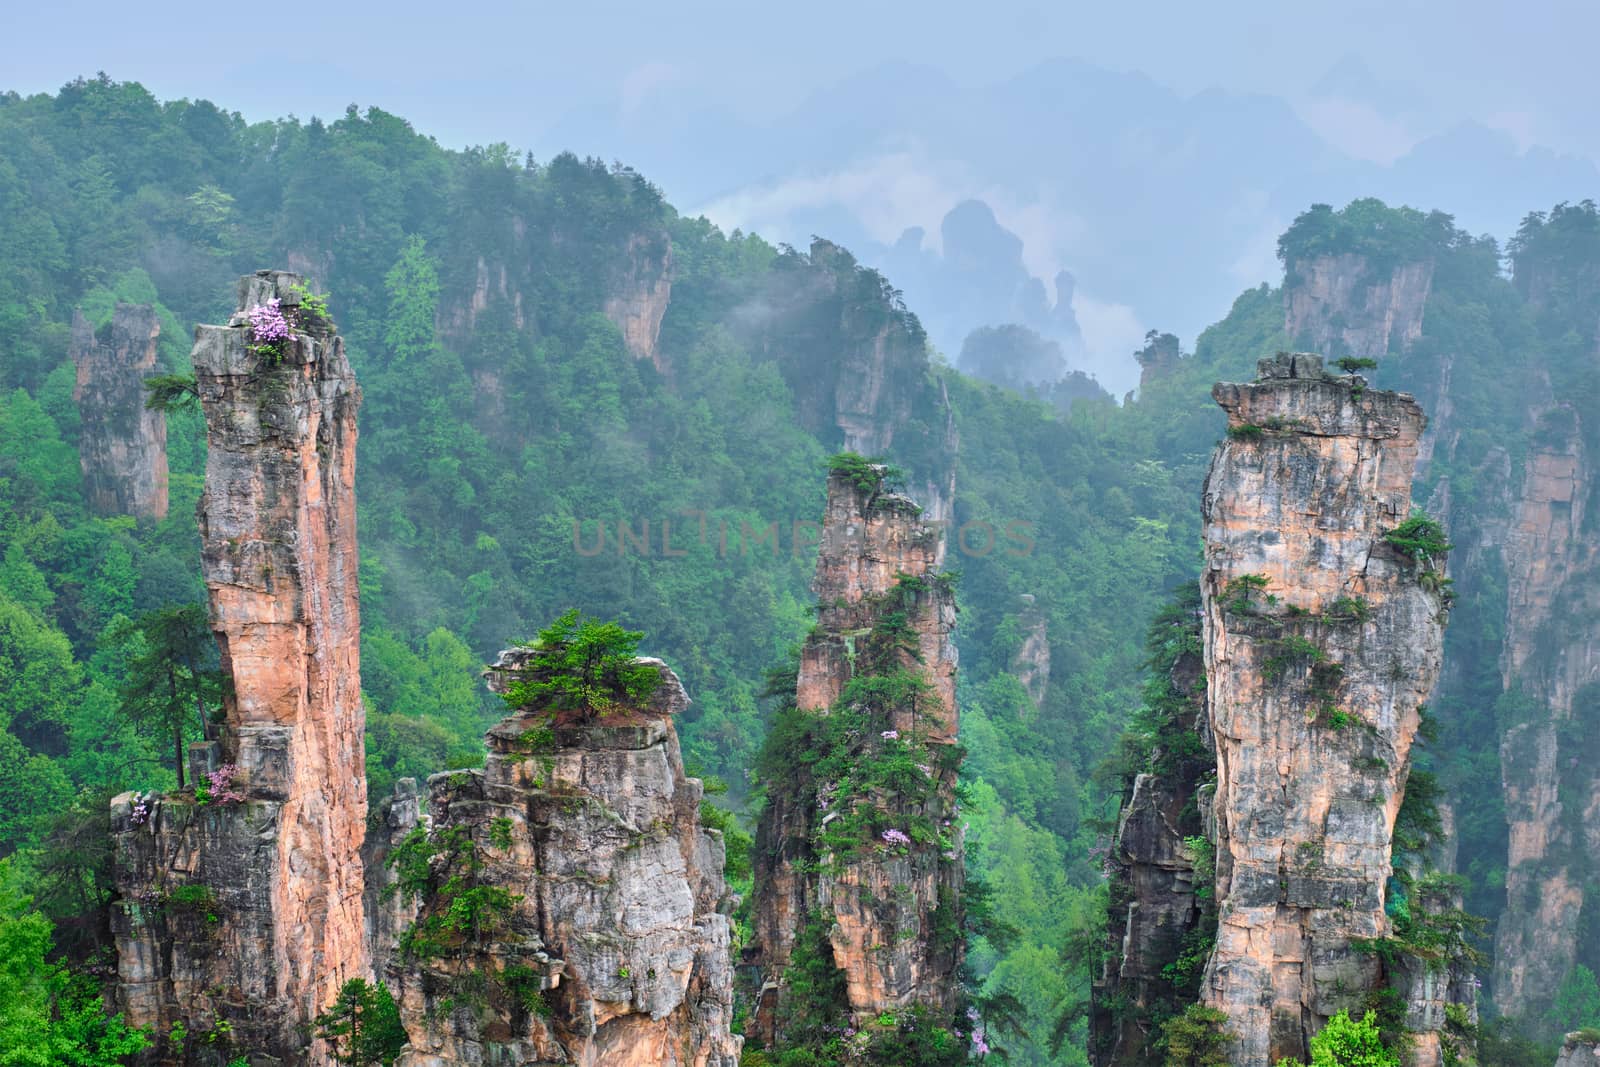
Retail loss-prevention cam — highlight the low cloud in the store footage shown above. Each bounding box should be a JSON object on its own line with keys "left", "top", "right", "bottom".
{"left": 695, "top": 149, "right": 967, "bottom": 247}
{"left": 1070, "top": 290, "right": 1146, "bottom": 394}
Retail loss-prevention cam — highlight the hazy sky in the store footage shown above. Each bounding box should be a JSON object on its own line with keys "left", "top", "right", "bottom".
{"left": 12, "top": 0, "right": 1598, "bottom": 390}
{"left": 9, "top": 0, "right": 1599, "bottom": 169}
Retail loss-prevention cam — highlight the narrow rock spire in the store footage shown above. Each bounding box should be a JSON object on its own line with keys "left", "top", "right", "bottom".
{"left": 1198, "top": 353, "right": 1461, "bottom": 1064}
{"left": 110, "top": 271, "right": 366, "bottom": 1064}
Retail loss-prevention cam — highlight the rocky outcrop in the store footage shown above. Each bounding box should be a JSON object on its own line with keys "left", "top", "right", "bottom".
{"left": 71, "top": 304, "right": 168, "bottom": 519}
{"left": 747, "top": 239, "right": 958, "bottom": 520}
{"left": 109, "top": 271, "right": 367, "bottom": 1065}
{"left": 1199, "top": 353, "right": 1453, "bottom": 1064}
{"left": 1285, "top": 253, "right": 1433, "bottom": 359}
{"left": 1558, "top": 1033, "right": 1600, "bottom": 1067}
{"left": 603, "top": 233, "right": 673, "bottom": 373}
{"left": 1090, "top": 587, "right": 1215, "bottom": 1066}
{"left": 1135, "top": 330, "right": 1184, "bottom": 389}
{"left": 364, "top": 779, "right": 425, "bottom": 982}
{"left": 1009, "top": 594, "right": 1051, "bottom": 709}
{"left": 384, "top": 654, "right": 740, "bottom": 1067}
{"left": 1492, "top": 401, "right": 1600, "bottom": 1021}
{"left": 750, "top": 465, "right": 963, "bottom": 1051}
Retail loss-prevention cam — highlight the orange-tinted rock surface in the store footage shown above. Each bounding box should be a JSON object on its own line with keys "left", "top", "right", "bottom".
{"left": 1199, "top": 353, "right": 1453, "bottom": 1063}
{"left": 71, "top": 303, "right": 168, "bottom": 519}
{"left": 750, "top": 466, "right": 963, "bottom": 1046}
{"left": 110, "top": 271, "right": 367, "bottom": 1064}
{"left": 603, "top": 232, "right": 674, "bottom": 372}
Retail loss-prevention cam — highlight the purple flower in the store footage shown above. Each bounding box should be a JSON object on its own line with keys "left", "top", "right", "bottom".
{"left": 881, "top": 729, "right": 899, "bottom": 740}
{"left": 205, "top": 764, "right": 246, "bottom": 804}
{"left": 247, "top": 299, "right": 294, "bottom": 348}
{"left": 130, "top": 798, "right": 150, "bottom": 826}
{"left": 880, "top": 828, "right": 911, "bottom": 848}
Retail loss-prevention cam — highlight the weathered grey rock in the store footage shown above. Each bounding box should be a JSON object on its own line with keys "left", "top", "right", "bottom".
{"left": 1199, "top": 362, "right": 1455, "bottom": 1064}
{"left": 386, "top": 657, "right": 741, "bottom": 1067}
{"left": 1009, "top": 594, "right": 1051, "bottom": 709}
{"left": 1091, "top": 607, "right": 1214, "bottom": 1067}
{"left": 1557, "top": 1034, "right": 1600, "bottom": 1067}
{"left": 71, "top": 304, "right": 168, "bottom": 519}
{"left": 364, "top": 778, "right": 425, "bottom": 982}
{"left": 1491, "top": 403, "right": 1600, "bottom": 1022}
{"left": 603, "top": 233, "right": 674, "bottom": 372}
{"left": 1284, "top": 252, "right": 1433, "bottom": 360}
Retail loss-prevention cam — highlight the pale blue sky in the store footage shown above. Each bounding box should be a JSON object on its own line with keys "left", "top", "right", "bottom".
{"left": 8, "top": 0, "right": 1598, "bottom": 161}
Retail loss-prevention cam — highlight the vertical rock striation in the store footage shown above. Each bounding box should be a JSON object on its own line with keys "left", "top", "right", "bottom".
{"left": 1009, "top": 593, "right": 1051, "bottom": 710}
{"left": 1558, "top": 1033, "right": 1600, "bottom": 1067}
{"left": 603, "top": 232, "right": 674, "bottom": 373}
{"left": 750, "top": 465, "right": 964, "bottom": 1050}
{"left": 1284, "top": 253, "right": 1433, "bottom": 360}
{"left": 1090, "top": 585, "right": 1216, "bottom": 1066}
{"left": 1199, "top": 353, "right": 1452, "bottom": 1063}
{"left": 71, "top": 303, "right": 169, "bottom": 519}
{"left": 109, "top": 271, "right": 367, "bottom": 1064}
{"left": 385, "top": 654, "right": 740, "bottom": 1066}
{"left": 1491, "top": 401, "right": 1600, "bottom": 1021}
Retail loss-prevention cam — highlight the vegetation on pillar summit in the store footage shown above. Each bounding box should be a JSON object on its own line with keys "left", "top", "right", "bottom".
{"left": 826, "top": 451, "right": 906, "bottom": 495}
{"left": 500, "top": 608, "right": 660, "bottom": 720}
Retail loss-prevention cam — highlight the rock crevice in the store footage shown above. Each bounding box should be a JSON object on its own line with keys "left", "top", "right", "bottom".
{"left": 750, "top": 465, "right": 963, "bottom": 1048}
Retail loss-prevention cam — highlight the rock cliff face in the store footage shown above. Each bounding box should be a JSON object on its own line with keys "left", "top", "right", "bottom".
{"left": 71, "top": 304, "right": 168, "bottom": 519}
{"left": 746, "top": 239, "right": 959, "bottom": 522}
{"left": 603, "top": 232, "right": 673, "bottom": 373}
{"left": 1009, "top": 594, "right": 1051, "bottom": 710}
{"left": 750, "top": 466, "right": 963, "bottom": 1049}
{"left": 364, "top": 779, "right": 425, "bottom": 983}
{"left": 109, "top": 271, "right": 367, "bottom": 1065}
{"left": 1285, "top": 253, "right": 1433, "bottom": 359}
{"left": 1135, "top": 330, "right": 1184, "bottom": 389}
{"left": 1283, "top": 238, "right": 1600, "bottom": 1027}
{"left": 1199, "top": 353, "right": 1452, "bottom": 1064}
{"left": 1090, "top": 590, "right": 1215, "bottom": 1067}
{"left": 384, "top": 654, "right": 740, "bottom": 1067}
{"left": 1491, "top": 401, "right": 1600, "bottom": 1021}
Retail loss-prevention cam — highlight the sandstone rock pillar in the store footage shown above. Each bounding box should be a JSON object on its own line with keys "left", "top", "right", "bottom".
{"left": 1199, "top": 353, "right": 1452, "bottom": 1064}
{"left": 110, "top": 271, "right": 366, "bottom": 1064}
{"left": 750, "top": 464, "right": 963, "bottom": 1049}
{"left": 71, "top": 304, "right": 169, "bottom": 519}
{"left": 385, "top": 654, "right": 741, "bottom": 1066}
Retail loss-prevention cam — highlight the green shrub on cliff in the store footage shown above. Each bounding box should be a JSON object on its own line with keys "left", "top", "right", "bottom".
{"left": 1383, "top": 512, "right": 1452, "bottom": 562}
{"left": 1160, "top": 1003, "right": 1233, "bottom": 1065}
{"left": 1276, "top": 1010, "right": 1400, "bottom": 1067}
{"left": 501, "top": 610, "right": 659, "bottom": 720}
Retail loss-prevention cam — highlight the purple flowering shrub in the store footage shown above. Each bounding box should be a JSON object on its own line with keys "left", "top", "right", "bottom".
{"left": 880, "top": 828, "right": 912, "bottom": 849}
{"left": 246, "top": 298, "right": 294, "bottom": 362}
{"left": 195, "top": 763, "right": 245, "bottom": 805}
{"left": 245, "top": 285, "right": 329, "bottom": 364}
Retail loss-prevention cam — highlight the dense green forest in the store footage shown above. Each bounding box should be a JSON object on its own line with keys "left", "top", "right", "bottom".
{"left": 1, "top": 76, "right": 1597, "bottom": 1062}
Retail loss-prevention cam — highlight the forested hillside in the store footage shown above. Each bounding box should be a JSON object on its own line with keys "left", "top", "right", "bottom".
{"left": 0, "top": 76, "right": 1596, "bottom": 1063}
